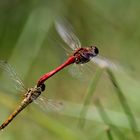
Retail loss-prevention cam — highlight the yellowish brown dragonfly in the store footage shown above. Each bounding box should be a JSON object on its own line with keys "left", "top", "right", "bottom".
{"left": 0, "top": 60, "right": 62, "bottom": 130}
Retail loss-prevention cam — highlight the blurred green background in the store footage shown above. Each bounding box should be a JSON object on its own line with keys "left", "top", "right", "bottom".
{"left": 0, "top": 0, "right": 140, "bottom": 140}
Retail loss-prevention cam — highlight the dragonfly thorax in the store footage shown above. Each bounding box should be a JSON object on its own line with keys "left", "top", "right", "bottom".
{"left": 74, "top": 46, "right": 99, "bottom": 64}
{"left": 24, "top": 84, "right": 45, "bottom": 103}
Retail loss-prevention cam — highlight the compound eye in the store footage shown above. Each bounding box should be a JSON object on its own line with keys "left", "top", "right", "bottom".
{"left": 94, "top": 46, "right": 99, "bottom": 55}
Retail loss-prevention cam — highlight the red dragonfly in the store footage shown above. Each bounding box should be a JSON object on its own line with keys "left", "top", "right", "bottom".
{"left": 0, "top": 60, "right": 62, "bottom": 130}
{"left": 37, "top": 20, "right": 99, "bottom": 86}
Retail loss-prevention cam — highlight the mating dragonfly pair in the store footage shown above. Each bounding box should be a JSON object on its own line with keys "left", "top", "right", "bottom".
{"left": 0, "top": 20, "right": 100, "bottom": 130}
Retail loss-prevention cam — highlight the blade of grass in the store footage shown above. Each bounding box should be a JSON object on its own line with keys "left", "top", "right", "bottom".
{"left": 106, "top": 68, "right": 138, "bottom": 138}
{"left": 95, "top": 98, "right": 127, "bottom": 140}
{"left": 0, "top": 7, "right": 57, "bottom": 92}
{"left": 78, "top": 67, "right": 103, "bottom": 128}
{"left": 28, "top": 108, "right": 81, "bottom": 140}
{"left": 0, "top": 91, "right": 81, "bottom": 140}
{"left": 106, "top": 127, "right": 114, "bottom": 140}
{"left": 9, "top": 8, "right": 53, "bottom": 77}
{"left": 1, "top": 91, "right": 140, "bottom": 132}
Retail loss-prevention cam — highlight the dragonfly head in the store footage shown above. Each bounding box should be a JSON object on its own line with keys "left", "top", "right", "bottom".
{"left": 81, "top": 46, "right": 99, "bottom": 61}
{"left": 88, "top": 46, "right": 99, "bottom": 57}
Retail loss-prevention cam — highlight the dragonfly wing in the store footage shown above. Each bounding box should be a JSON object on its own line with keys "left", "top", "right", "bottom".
{"left": 68, "top": 63, "right": 83, "bottom": 79}
{"left": 47, "top": 35, "right": 73, "bottom": 56}
{"left": 34, "top": 96, "right": 63, "bottom": 112}
{"left": 0, "top": 60, "right": 27, "bottom": 92}
{"left": 91, "top": 56, "right": 118, "bottom": 70}
{"left": 55, "top": 19, "right": 81, "bottom": 50}
{"left": 68, "top": 63, "right": 94, "bottom": 82}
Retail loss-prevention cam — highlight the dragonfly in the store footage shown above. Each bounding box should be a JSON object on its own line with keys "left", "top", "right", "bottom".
{"left": 37, "top": 20, "right": 99, "bottom": 86}
{"left": 0, "top": 60, "right": 62, "bottom": 130}
{"left": 37, "top": 19, "right": 119, "bottom": 86}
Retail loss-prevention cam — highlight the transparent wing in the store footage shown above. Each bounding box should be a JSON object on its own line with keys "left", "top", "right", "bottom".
{"left": 0, "top": 60, "right": 27, "bottom": 92}
{"left": 91, "top": 55, "right": 119, "bottom": 70}
{"left": 68, "top": 63, "right": 94, "bottom": 82}
{"left": 55, "top": 19, "right": 81, "bottom": 50}
{"left": 47, "top": 35, "right": 72, "bottom": 56}
{"left": 68, "top": 63, "right": 83, "bottom": 79}
{"left": 34, "top": 95, "right": 63, "bottom": 112}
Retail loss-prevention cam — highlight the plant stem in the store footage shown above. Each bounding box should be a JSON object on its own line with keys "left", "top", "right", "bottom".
{"left": 78, "top": 67, "right": 103, "bottom": 128}
{"left": 95, "top": 99, "right": 127, "bottom": 140}
{"left": 106, "top": 127, "right": 114, "bottom": 140}
{"left": 106, "top": 68, "right": 138, "bottom": 138}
